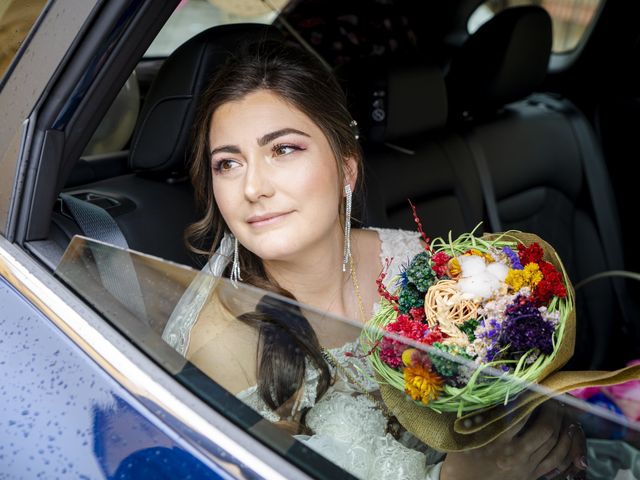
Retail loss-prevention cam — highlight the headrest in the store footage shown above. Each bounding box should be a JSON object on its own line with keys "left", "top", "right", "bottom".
{"left": 348, "top": 63, "right": 447, "bottom": 143}
{"left": 129, "top": 24, "right": 282, "bottom": 175}
{"left": 446, "top": 6, "right": 552, "bottom": 115}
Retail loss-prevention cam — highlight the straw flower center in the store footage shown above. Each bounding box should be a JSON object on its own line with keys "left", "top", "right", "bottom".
{"left": 404, "top": 363, "right": 444, "bottom": 405}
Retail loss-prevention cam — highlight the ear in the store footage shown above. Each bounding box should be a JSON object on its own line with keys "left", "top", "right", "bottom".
{"left": 344, "top": 156, "right": 358, "bottom": 190}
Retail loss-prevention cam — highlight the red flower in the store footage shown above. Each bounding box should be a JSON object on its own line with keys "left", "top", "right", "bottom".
{"left": 531, "top": 259, "right": 567, "bottom": 305}
{"left": 385, "top": 315, "right": 444, "bottom": 346}
{"left": 423, "top": 325, "right": 444, "bottom": 345}
{"left": 431, "top": 251, "right": 451, "bottom": 278}
{"left": 379, "top": 337, "right": 406, "bottom": 368}
{"left": 518, "top": 242, "right": 544, "bottom": 265}
{"left": 409, "top": 307, "right": 426, "bottom": 322}
{"left": 386, "top": 315, "right": 429, "bottom": 341}
{"left": 377, "top": 257, "right": 399, "bottom": 310}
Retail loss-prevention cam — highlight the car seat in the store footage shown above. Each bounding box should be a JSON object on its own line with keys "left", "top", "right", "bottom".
{"left": 52, "top": 24, "right": 283, "bottom": 268}
{"left": 445, "top": 6, "right": 639, "bottom": 369}
{"left": 346, "top": 61, "right": 485, "bottom": 240}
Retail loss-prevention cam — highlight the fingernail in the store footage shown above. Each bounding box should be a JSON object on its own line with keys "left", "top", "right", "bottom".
{"left": 577, "top": 455, "right": 588, "bottom": 469}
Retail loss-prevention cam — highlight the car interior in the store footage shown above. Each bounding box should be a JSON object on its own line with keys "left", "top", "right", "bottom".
{"left": 3, "top": 0, "right": 624, "bottom": 420}
{"left": 29, "top": 0, "right": 640, "bottom": 378}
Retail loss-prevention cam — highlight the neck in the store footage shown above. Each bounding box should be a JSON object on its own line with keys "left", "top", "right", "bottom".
{"left": 262, "top": 227, "right": 358, "bottom": 320}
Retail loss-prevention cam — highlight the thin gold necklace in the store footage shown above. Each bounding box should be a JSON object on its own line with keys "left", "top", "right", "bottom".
{"left": 321, "top": 254, "right": 396, "bottom": 424}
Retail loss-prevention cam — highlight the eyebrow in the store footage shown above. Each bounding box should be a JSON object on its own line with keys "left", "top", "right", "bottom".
{"left": 210, "top": 145, "right": 241, "bottom": 157}
{"left": 257, "top": 128, "right": 310, "bottom": 147}
{"left": 210, "top": 128, "right": 310, "bottom": 156}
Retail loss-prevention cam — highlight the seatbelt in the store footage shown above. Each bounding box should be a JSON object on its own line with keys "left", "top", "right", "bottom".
{"left": 529, "top": 94, "right": 638, "bottom": 340}
{"left": 464, "top": 133, "right": 503, "bottom": 233}
{"left": 59, "top": 193, "right": 148, "bottom": 322}
{"left": 441, "top": 138, "right": 486, "bottom": 232}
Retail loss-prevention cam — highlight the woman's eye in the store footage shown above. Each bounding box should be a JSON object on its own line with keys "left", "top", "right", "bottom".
{"left": 272, "top": 144, "right": 300, "bottom": 157}
{"left": 213, "top": 159, "right": 239, "bottom": 173}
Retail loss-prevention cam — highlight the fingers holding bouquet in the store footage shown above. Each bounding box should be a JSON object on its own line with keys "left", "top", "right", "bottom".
{"left": 440, "top": 400, "right": 587, "bottom": 479}
{"left": 509, "top": 401, "right": 587, "bottom": 480}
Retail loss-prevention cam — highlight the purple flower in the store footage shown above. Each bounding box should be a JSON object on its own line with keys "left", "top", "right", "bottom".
{"left": 502, "top": 246, "right": 523, "bottom": 270}
{"left": 499, "top": 296, "right": 555, "bottom": 359}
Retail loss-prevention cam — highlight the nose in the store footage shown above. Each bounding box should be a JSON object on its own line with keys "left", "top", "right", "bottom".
{"left": 243, "top": 156, "right": 275, "bottom": 202}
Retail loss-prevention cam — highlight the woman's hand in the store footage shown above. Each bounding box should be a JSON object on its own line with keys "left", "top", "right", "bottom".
{"left": 440, "top": 401, "right": 587, "bottom": 480}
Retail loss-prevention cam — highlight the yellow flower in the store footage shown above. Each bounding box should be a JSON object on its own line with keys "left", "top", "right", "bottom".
{"left": 523, "top": 263, "right": 543, "bottom": 286}
{"left": 505, "top": 269, "right": 524, "bottom": 291}
{"left": 468, "top": 249, "right": 494, "bottom": 264}
{"left": 402, "top": 348, "right": 417, "bottom": 367}
{"left": 404, "top": 364, "right": 444, "bottom": 405}
{"left": 505, "top": 262, "right": 543, "bottom": 292}
{"left": 448, "top": 257, "right": 461, "bottom": 278}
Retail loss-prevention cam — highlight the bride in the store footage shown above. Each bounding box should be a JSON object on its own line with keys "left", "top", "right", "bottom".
{"left": 162, "top": 40, "right": 587, "bottom": 480}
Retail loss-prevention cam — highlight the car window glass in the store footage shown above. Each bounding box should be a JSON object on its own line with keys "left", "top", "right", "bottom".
{"left": 468, "top": 0, "right": 603, "bottom": 53}
{"left": 144, "top": 0, "right": 288, "bottom": 58}
{"left": 0, "top": 0, "right": 48, "bottom": 80}
{"left": 55, "top": 236, "right": 640, "bottom": 479}
{"left": 83, "top": 71, "right": 140, "bottom": 157}
{"left": 54, "top": 235, "right": 361, "bottom": 479}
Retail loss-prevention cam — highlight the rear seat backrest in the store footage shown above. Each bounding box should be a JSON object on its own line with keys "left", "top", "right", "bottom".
{"left": 445, "top": 6, "right": 636, "bottom": 369}
{"left": 348, "top": 63, "right": 485, "bottom": 239}
{"left": 54, "top": 24, "right": 282, "bottom": 268}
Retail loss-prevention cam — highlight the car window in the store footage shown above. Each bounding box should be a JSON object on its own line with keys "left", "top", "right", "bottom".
{"left": 55, "top": 236, "right": 640, "bottom": 479}
{"left": 0, "top": 0, "right": 48, "bottom": 80}
{"left": 54, "top": 236, "right": 362, "bottom": 480}
{"left": 144, "top": 0, "right": 287, "bottom": 58}
{"left": 468, "top": 0, "right": 603, "bottom": 53}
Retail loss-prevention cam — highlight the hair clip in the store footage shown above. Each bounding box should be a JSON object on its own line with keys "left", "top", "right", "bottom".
{"left": 349, "top": 119, "right": 360, "bottom": 140}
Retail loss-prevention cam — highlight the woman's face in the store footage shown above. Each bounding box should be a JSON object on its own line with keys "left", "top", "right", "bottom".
{"left": 209, "top": 89, "right": 355, "bottom": 262}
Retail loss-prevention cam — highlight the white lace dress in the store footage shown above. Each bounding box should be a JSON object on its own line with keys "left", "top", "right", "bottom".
{"left": 237, "top": 228, "right": 445, "bottom": 480}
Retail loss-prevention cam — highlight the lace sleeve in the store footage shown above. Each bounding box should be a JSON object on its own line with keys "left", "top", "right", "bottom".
{"left": 371, "top": 227, "right": 425, "bottom": 285}
{"left": 369, "top": 228, "right": 425, "bottom": 314}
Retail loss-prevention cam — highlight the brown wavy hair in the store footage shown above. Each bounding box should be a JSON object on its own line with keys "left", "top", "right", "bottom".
{"left": 187, "top": 40, "right": 363, "bottom": 422}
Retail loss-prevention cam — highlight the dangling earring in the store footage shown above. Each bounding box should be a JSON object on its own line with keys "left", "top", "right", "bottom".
{"left": 230, "top": 235, "right": 243, "bottom": 287}
{"left": 342, "top": 184, "right": 352, "bottom": 272}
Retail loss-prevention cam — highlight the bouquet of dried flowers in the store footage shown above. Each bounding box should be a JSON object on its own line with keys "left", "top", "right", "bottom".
{"left": 366, "top": 230, "right": 571, "bottom": 411}
{"left": 362, "top": 208, "right": 640, "bottom": 451}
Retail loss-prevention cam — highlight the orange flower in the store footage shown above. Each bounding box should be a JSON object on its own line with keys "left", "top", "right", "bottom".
{"left": 404, "top": 363, "right": 444, "bottom": 405}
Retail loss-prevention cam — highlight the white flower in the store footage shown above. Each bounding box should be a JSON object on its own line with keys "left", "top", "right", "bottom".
{"left": 456, "top": 255, "right": 510, "bottom": 300}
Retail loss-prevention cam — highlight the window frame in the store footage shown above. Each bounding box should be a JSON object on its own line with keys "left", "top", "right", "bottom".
{"left": 0, "top": 0, "right": 99, "bottom": 240}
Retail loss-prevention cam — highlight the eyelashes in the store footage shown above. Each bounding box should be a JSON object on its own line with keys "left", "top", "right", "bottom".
{"left": 211, "top": 143, "right": 306, "bottom": 174}
{"left": 272, "top": 143, "right": 305, "bottom": 156}
{"left": 211, "top": 159, "right": 237, "bottom": 174}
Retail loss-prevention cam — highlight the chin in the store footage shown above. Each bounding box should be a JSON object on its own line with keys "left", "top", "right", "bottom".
{"left": 242, "top": 233, "right": 303, "bottom": 262}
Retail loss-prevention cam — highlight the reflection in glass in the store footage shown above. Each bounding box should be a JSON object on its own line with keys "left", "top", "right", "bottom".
{"left": 56, "top": 236, "right": 640, "bottom": 479}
